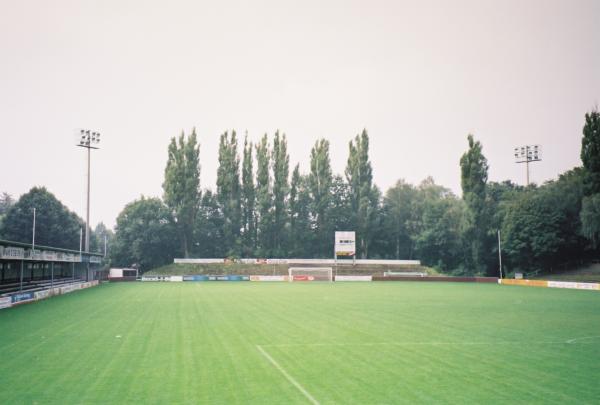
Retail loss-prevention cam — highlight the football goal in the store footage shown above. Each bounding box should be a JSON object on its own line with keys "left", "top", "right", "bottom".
{"left": 288, "top": 267, "right": 333, "bottom": 282}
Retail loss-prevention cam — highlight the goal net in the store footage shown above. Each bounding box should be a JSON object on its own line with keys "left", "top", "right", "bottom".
{"left": 288, "top": 267, "right": 333, "bottom": 282}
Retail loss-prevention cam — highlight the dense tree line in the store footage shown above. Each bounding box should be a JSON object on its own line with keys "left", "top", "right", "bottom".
{"left": 108, "top": 110, "right": 599, "bottom": 273}
{"left": 3, "top": 110, "right": 598, "bottom": 274}
{"left": 0, "top": 187, "right": 110, "bottom": 254}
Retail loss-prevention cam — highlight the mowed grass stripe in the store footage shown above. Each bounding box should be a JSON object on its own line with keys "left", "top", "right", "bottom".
{"left": 1, "top": 282, "right": 599, "bottom": 404}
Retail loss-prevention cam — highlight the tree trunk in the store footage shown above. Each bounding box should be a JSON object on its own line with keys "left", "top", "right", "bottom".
{"left": 183, "top": 234, "right": 189, "bottom": 258}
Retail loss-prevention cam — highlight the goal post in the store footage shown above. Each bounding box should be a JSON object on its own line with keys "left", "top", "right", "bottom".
{"left": 288, "top": 267, "right": 333, "bottom": 282}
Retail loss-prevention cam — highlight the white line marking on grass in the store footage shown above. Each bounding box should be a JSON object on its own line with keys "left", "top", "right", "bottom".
{"left": 260, "top": 340, "right": 598, "bottom": 348}
{"left": 256, "top": 345, "right": 320, "bottom": 405}
{"left": 566, "top": 336, "right": 600, "bottom": 344}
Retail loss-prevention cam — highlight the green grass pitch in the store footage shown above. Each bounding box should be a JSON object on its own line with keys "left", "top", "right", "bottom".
{"left": 1, "top": 282, "right": 599, "bottom": 404}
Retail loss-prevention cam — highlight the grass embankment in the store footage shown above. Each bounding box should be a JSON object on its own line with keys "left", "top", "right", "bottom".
{"left": 1, "top": 282, "right": 599, "bottom": 403}
{"left": 535, "top": 263, "right": 600, "bottom": 283}
{"left": 146, "top": 262, "right": 437, "bottom": 276}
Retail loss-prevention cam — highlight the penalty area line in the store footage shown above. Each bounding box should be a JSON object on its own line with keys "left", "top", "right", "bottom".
{"left": 256, "top": 345, "right": 320, "bottom": 405}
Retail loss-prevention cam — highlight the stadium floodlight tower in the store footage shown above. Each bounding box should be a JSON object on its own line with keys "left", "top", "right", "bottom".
{"left": 76, "top": 129, "right": 101, "bottom": 253}
{"left": 514, "top": 144, "right": 542, "bottom": 186}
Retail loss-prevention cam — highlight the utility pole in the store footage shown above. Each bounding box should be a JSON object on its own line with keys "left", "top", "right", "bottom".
{"left": 497, "top": 230, "right": 502, "bottom": 279}
{"left": 514, "top": 145, "right": 542, "bottom": 186}
{"left": 32, "top": 207, "right": 36, "bottom": 253}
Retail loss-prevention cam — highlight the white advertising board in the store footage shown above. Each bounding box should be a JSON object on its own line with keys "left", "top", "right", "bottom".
{"left": 170, "top": 276, "right": 183, "bottom": 282}
{"left": 0, "top": 297, "right": 12, "bottom": 309}
{"left": 249, "top": 275, "right": 288, "bottom": 282}
{"left": 34, "top": 290, "right": 50, "bottom": 300}
{"left": 548, "top": 281, "right": 599, "bottom": 290}
{"left": 1, "top": 246, "right": 24, "bottom": 259}
{"left": 335, "top": 275, "right": 372, "bottom": 282}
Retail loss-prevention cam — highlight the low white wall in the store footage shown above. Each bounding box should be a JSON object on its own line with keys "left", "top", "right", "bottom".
{"left": 174, "top": 258, "right": 421, "bottom": 266}
{"left": 335, "top": 275, "right": 372, "bottom": 282}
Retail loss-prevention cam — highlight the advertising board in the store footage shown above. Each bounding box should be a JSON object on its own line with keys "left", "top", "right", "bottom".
{"left": 292, "top": 275, "right": 314, "bottom": 281}
{"left": 228, "top": 275, "right": 249, "bottom": 281}
{"left": 183, "top": 275, "right": 209, "bottom": 281}
{"left": 500, "top": 279, "right": 548, "bottom": 287}
{"left": 207, "top": 275, "right": 249, "bottom": 281}
{"left": 60, "top": 283, "right": 85, "bottom": 294}
{"left": 170, "top": 276, "right": 183, "bottom": 282}
{"left": 34, "top": 290, "right": 50, "bottom": 300}
{"left": 335, "top": 275, "right": 372, "bottom": 282}
{"left": 1, "top": 246, "right": 24, "bottom": 259}
{"left": 11, "top": 291, "right": 35, "bottom": 304}
{"left": 0, "top": 296, "right": 12, "bottom": 309}
{"left": 547, "top": 281, "right": 600, "bottom": 290}
{"left": 249, "top": 275, "right": 288, "bottom": 282}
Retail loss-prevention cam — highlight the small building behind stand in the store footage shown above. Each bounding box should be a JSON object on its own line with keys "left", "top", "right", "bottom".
{"left": 108, "top": 268, "right": 138, "bottom": 281}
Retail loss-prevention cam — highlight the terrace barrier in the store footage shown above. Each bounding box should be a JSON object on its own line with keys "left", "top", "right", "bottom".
{"left": 0, "top": 280, "right": 99, "bottom": 310}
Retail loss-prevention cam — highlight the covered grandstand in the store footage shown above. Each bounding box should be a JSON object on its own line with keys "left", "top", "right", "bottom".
{"left": 0, "top": 239, "right": 103, "bottom": 304}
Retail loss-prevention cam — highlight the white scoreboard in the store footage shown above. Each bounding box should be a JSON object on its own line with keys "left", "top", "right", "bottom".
{"left": 335, "top": 231, "right": 356, "bottom": 257}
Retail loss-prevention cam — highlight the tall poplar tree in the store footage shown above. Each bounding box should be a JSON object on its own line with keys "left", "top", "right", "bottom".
{"left": 255, "top": 134, "right": 272, "bottom": 256}
{"left": 308, "top": 139, "right": 333, "bottom": 256}
{"left": 271, "top": 131, "right": 289, "bottom": 256}
{"left": 328, "top": 175, "right": 353, "bottom": 238}
{"left": 459, "top": 134, "right": 491, "bottom": 274}
{"left": 241, "top": 134, "right": 256, "bottom": 256}
{"left": 163, "top": 129, "right": 201, "bottom": 258}
{"left": 216, "top": 130, "right": 242, "bottom": 256}
{"left": 580, "top": 109, "right": 600, "bottom": 247}
{"left": 289, "top": 164, "right": 313, "bottom": 257}
{"left": 289, "top": 164, "right": 301, "bottom": 256}
{"left": 345, "top": 129, "right": 377, "bottom": 258}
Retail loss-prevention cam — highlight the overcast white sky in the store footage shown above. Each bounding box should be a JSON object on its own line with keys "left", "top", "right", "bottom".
{"left": 1, "top": 0, "right": 599, "bottom": 229}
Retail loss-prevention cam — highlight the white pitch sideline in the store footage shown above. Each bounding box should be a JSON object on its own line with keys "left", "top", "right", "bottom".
{"left": 256, "top": 345, "right": 320, "bottom": 405}
{"left": 258, "top": 338, "right": 600, "bottom": 348}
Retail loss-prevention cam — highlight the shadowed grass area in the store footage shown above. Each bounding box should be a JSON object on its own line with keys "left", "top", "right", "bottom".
{"left": 0, "top": 282, "right": 599, "bottom": 404}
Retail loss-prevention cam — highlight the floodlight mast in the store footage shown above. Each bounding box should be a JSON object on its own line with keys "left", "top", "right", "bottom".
{"left": 513, "top": 144, "right": 542, "bottom": 186}
{"left": 76, "top": 129, "right": 100, "bottom": 254}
